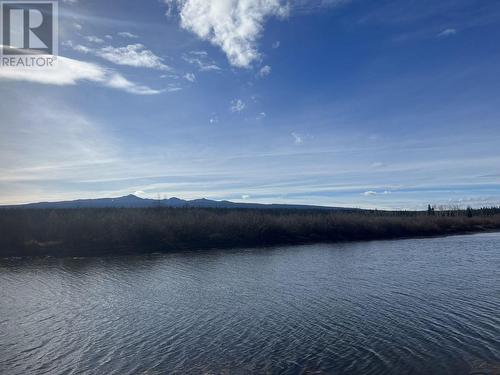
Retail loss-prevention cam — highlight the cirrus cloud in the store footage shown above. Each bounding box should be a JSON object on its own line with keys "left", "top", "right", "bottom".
{"left": 258, "top": 64, "right": 271, "bottom": 77}
{"left": 66, "top": 41, "right": 172, "bottom": 71}
{"left": 437, "top": 28, "right": 457, "bottom": 38}
{"left": 291, "top": 132, "right": 303, "bottom": 144}
{"left": 0, "top": 54, "right": 163, "bottom": 95}
{"left": 97, "top": 44, "right": 172, "bottom": 71}
{"left": 118, "top": 31, "right": 139, "bottom": 39}
{"left": 230, "top": 98, "right": 246, "bottom": 112}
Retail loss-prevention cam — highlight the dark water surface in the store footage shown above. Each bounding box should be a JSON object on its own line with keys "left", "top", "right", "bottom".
{"left": 1, "top": 233, "right": 499, "bottom": 374}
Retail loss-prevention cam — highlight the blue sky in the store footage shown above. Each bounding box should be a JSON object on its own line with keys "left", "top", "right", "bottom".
{"left": 1, "top": 0, "right": 499, "bottom": 209}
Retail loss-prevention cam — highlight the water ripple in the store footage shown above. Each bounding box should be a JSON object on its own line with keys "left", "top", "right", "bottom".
{"left": 1, "top": 233, "right": 500, "bottom": 374}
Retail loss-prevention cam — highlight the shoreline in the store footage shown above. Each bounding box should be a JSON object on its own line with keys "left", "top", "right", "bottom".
{"left": 3, "top": 230, "right": 500, "bottom": 261}
{"left": 1, "top": 208, "right": 500, "bottom": 258}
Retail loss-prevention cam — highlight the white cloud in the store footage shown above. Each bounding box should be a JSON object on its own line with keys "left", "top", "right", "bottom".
{"left": 62, "top": 40, "right": 90, "bottom": 53}
{"left": 184, "top": 72, "right": 196, "bottom": 82}
{"left": 0, "top": 99, "right": 118, "bottom": 183}
{"left": 272, "top": 40, "right": 280, "bottom": 49}
{"left": 190, "top": 50, "right": 208, "bottom": 56}
{"left": 105, "top": 35, "right": 113, "bottom": 40}
{"left": 437, "top": 28, "right": 457, "bottom": 37}
{"left": 230, "top": 99, "right": 246, "bottom": 112}
{"left": 258, "top": 64, "right": 271, "bottom": 77}
{"left": 97, "top": 44, "right": 171, "bottom": 71}
{"left": 241, "top": 194, "right": 251, "bottom": 199}
{"left": 118, "top": 31, "right": 139, "bottom": 39}
{"left": 183, "top": 51, "right": 221, "bottom": 71}
{"left": 0, "top": 55, "right": 163, "bottom": 95}
{"left": 85, "top": 35, "right": 105, "bottom": 44}
{"left": 166, "top": 0, "right": 289, "bottom": 68}
{"left": 165, "top": 0, "right": 347, "bottom": 68}
{"left": 73, "top": 23, "right": 83, "bottom": 30}
{"left": 73, "top": 44, "right": 92, "bottom": 53}
{"left": 70, "top": 43, "right": 172, "bottom": 71}
{"left": 363, "top": 190, "right": 392, "bottom": 196}
{"left": 256, "top": 112, "right": 266, "bottom": 120}
{"left": 291, "top": 132, "right": 303, "bottom": 144}
{"left": 160, "top": 73, "right": 180, "bottom": 79}
{"left": 105, "top": 73, "right": 165, "bottom": 95}
{"left": 165, "top": 83, "right": 183, "bottom": 92}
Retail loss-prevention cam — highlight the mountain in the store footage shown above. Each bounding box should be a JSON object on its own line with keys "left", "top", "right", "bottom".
{"left": 0, "top": 195, "right": 352, "bottom": 211}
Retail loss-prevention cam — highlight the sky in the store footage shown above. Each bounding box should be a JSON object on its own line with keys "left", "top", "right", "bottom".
{"left": 1, "top": 0, "right": 500, "bottom": 209}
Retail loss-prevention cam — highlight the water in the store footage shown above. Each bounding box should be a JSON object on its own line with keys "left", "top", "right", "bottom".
{"left": 1, "top": 233, "right": 499, "bottom": 375}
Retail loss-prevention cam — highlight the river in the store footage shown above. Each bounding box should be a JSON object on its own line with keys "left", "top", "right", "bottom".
{"left": 1, "top": 233, "right": 499, "bottom": 374}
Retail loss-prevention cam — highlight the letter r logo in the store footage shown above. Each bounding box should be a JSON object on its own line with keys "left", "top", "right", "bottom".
{"left": 1, "top": 1, "right": 58, "bottom": 55}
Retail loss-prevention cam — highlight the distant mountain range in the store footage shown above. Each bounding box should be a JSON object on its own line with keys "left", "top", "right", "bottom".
{"left": 0, "top": 194, "right": 353, "bottom": 211}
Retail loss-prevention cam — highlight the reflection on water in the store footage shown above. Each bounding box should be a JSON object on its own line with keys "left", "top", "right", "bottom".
{"left": 1, "top": 233, "right": 500, "bottom": 374}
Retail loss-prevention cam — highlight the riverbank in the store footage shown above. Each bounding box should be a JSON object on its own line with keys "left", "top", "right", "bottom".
{"left": 1, "top": 208, "right": 500, "bottom": 257}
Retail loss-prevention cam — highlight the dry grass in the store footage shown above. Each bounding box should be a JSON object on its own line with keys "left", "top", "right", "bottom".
{"left": 1, "top": 208, "right": 500, "bottom": 257}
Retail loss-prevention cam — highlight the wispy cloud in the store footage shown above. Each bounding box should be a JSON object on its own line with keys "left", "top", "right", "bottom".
{"left": 0, "top": 97, "right": 118, "bottom": 186}
{"left": 371, "top": 162, "right": 386, "bottom": 168}
{"left": 105, "top": 73, "right": 166, "bottom": 95}
{"left": 68, "top": 42, "right": 172, "bottom": 71}
{"left": 291, "top": 132, "right": 303, "bottom": 145}
{"left": 184, "top": 72, "right": 196, "bottom": 82}
{"left": 98, "top": 44, "right": 171, "bottom": 70}
{"left": 118, "top": 31, "right": 139, "bottom": 39}
{"left": 84, "top": 35, "right": 105, "bottom": 44}
{"left": 230, "top": 99, "right": 246, "bottom": 112}
{"left": 183, "top": 50, "right": 221, "bottom": 71}
{"left": 0, "top": 54, "right": 163, "bottom": 95}
{"left": 258, "top": 65, "right": 272, "bottom": 77}
{"left": 437, "top": 28, "right": 457, "bottom": 37}
{"left": 209, "top": 113, "right": 219, "bottom": 124}
{"left": 292, "top": 0, "right": 349, "bottom": 13}
{"left": 363, "top": 190, "right": 392, "bottom": 196}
